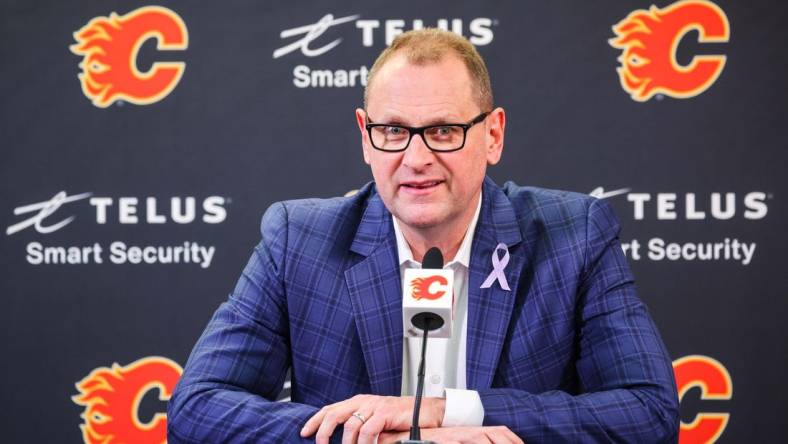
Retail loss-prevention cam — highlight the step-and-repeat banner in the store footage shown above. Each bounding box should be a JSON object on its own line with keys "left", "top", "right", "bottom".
{"left": 1, "top": 1, "right": 784, "bottom": 442}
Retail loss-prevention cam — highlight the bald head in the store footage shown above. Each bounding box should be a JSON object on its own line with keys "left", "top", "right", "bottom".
{"left": 364, "top": 28, "right": 494, "bottom": 111}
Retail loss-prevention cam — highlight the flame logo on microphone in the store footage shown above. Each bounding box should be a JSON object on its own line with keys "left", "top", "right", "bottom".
{"left": 410, "top": 276, "right": 448, "bottom": 300}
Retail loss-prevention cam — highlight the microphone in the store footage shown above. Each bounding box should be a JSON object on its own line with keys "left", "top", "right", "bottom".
{"left": 402, "top": 248, "right": 453, "bottom": 339}
{"left": 398, "top": 247, "right": 450, "bottom": 444}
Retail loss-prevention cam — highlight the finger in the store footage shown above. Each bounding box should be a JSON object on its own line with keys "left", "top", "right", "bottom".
{"left": 501, "top": 428, "right": 524, "bottom": 444}
{"left": 301, "top": 406, "right": 328, "bottom": 437}
{"left": 356, "top": 413, "right": 386, "bottom": 444}
{"left": 496, "top": 425, "right": 524, "bottom": 444}
{"left": 475, "top": 429, "right": 495, "bottom": 444}
{"left": 488, "top": 426, "right": 522, "bottom": 444}
{"left": 315, "top": 407, "right": 357, "bottom": 444}
{"left": 341, "top": 417, "right": 359, "bottom": 444}
{"left": 342, "top": 411, "right": 372, "bottom": 444}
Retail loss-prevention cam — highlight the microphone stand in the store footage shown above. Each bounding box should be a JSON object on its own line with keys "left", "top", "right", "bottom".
{"left": 397, "top": 316, "right": 438, "bottom": 444}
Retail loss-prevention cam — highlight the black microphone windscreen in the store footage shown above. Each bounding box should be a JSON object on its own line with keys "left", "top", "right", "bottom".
{"left": 422, "top": 247, "right": 443, "bottom": 269}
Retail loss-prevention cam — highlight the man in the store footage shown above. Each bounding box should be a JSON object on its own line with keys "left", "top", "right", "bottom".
{"left": 168, "top": 29, "right": 679, "bottom": 443}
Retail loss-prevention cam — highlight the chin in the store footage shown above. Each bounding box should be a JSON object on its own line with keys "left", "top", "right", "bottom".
{"left": 403, "top": 219, "right": 439, "bottom": 229}
{"left": 394, "top": 209, "right": 444, "bottom": 229}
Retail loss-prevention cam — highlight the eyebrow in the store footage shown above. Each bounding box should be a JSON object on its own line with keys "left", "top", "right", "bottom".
{"left": 371, "top": 114, "right": 465, "bottom": 126}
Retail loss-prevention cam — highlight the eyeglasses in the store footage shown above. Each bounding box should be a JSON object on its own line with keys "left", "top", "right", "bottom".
{"left": 365, "top": 112, "right": 489, "bottom": 152}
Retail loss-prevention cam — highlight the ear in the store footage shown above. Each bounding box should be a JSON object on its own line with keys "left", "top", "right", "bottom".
{"left": 356, "top": 108, "right": 372, "bottom": 165}
{"left": 485, "top": 107, "right": 505, "bottom": 166}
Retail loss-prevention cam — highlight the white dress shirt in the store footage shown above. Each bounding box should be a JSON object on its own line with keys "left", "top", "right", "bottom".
{"left": 393, "top": 197, "right": 485, "bottom": 427}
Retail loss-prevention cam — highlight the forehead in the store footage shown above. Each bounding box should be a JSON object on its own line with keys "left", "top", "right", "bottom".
{"left": 366, "top": 53, "right": 477, "bottom": 123}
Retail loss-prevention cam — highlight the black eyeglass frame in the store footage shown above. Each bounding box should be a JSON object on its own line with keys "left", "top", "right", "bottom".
{"left": 365, "top": 111, "right": 490, "bottom": 153}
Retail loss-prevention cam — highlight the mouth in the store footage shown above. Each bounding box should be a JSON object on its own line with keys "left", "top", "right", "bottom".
{"left": 400, "top": 180, "right": 444, "bottom": 194}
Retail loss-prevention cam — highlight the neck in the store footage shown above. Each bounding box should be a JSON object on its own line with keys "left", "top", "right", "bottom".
{"left": 398, "top": 192, "right": 480, "bottom": 264}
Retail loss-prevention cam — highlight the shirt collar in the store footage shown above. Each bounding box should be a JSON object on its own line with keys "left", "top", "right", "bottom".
{"left": 392, "top": 194, "right": 482, "bottom": 268}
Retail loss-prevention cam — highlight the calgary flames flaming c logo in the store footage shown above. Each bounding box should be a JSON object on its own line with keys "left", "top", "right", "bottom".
{"left": 609, "top": 0, "right": 729, "bottom": 101}
{"left": 70, "top": 6, "right": 188, "bottom": 108}
{"left": 673, "top": 355, "right": 732, "bottom": 444}
{"left": 410, "top": 275, "right": 448, "bottom": 300}
{"left": 72, "top": 356, "right": 182, "bottom": 444}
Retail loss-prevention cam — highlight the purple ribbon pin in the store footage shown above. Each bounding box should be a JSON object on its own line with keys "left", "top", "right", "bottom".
{"left": 480, "top": 243, "right": 511, "bottom": 291}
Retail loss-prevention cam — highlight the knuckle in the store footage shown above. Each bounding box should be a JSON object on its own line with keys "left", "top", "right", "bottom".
{"left": 358, "top": 427, "right": 376, "bottom": 439}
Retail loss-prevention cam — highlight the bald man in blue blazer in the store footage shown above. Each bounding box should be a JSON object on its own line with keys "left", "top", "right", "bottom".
{"left": 168, "top": 28, "right": 678, "bottom": 444}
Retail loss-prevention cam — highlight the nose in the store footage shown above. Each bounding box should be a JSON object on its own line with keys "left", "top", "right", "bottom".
{"left": 401, "top": 133, "right": 435, "bottom": 170}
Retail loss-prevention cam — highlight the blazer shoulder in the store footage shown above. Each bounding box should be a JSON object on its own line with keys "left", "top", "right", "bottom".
{"left": 497, "top": 181, "right": 623, "bottom": 258}
{"left": 263, "top": 182, "right": 372, "bottom": 223}
{"left": 258, "top": 182, "right": 375, "bottom": 250}
{"left": 500, "top": 181, "right": 597, "bottom": 226}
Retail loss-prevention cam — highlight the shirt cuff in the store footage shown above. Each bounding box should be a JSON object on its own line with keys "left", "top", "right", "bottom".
{"left": 441, "top": 388, "right": 484, "bottom": 427}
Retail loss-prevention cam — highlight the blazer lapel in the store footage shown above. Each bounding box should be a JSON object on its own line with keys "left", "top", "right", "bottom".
{"left": 345, "top": 191, "right": 403, "bottom": 396}
{"left": 466, "top": 178, "right": 527, "bottom": 390}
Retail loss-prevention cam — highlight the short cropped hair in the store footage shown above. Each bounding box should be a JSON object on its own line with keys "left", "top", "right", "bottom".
{"left": 364, "top": 28, "right": 494, "bottom": 111}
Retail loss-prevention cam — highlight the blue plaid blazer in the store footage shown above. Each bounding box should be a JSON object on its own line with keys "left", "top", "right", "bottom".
{"left": 168, "top": 177, "right": 679, "bottom": 443}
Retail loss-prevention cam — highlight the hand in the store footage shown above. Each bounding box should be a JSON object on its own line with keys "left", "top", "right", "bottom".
{"left": 300, "top": 394, "right": 445, "bottom": 444}
{"left": 379, "top": 426, "right": 524, "bottom": 444}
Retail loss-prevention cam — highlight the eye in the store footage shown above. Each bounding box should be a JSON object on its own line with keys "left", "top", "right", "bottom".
{"left": 427, "top": 126, "right": 460, "bottom": 139}
{"left": 382, "top": 126, "right": 408, "bottom": 138}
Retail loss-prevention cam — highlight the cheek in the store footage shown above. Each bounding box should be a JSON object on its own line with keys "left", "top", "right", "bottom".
{"left": 369, "top": 157, "right": 400, "bottom": 189}
{"left": 446, "top": 157, "right": 486, "bottom": 199}
{"left": 451, "top": 149, "right": 487, "bottom": 184}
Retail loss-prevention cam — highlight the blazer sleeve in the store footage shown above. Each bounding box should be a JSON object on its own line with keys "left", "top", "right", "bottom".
{"left": 167, "top": 202, "right": 322, "bottom": 443}
{"left": 477, "top": 198, "right": 680, "bottom": 443}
